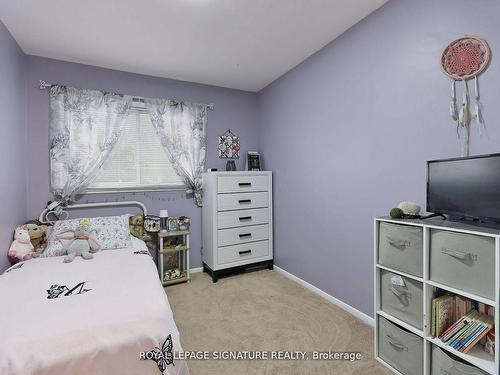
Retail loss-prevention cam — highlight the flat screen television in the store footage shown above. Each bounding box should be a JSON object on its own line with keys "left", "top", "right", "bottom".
{"left": 427, "top": 153, "right": 500, "bottom": 222}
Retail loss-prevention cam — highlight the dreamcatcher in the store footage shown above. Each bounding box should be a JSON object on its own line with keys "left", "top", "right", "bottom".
{"left": 441, "top": 36, "right": 491, "bottom": 156}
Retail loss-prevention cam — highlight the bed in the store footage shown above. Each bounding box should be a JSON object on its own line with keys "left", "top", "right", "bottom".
{"left": 0, "top": 202, "right": 189, "bottom": 375}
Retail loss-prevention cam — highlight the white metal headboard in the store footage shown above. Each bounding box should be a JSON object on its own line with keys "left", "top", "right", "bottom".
{"left": 39, "top": 201, "right": 148, "bottom": 224}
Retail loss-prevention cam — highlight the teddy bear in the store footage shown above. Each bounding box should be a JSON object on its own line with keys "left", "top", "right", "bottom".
{"left": 129, "top": 214, "right": 153, "bottom": 249}
{"left": 8, "top": 226, "right": 40, "bottom": 264}
{"left": 24, "top": 221, "right": 51, "bottom": 253}
{"left": 59, "top": 222, "right": 100, "bottom": 263}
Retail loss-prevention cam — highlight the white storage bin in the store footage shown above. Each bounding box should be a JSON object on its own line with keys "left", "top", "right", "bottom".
{"left": 380, "top": 270, "right": 423, "bottom": 329}
{"left": 378, "top": 317, "right": 423, "bottom": 375}
{"left": 430, "top": 230, "right": 495, "bottom": 300}
{"left": 378, "top": 222, "right": 423, "bottom": 277}
{"left": 431, "top": 345, "right": 488, "bottom": 375}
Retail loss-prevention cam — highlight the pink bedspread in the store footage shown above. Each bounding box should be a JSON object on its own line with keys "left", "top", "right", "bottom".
{"left": 0, "top": 243, "right": 189, "bottom": 375}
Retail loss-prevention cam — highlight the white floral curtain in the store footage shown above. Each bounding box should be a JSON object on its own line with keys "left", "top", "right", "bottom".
{"left": 145, "top": 98, "right": 208, "bottom": 206}
{"left": 49, "top": 85, "right": 132, "bottom": 202}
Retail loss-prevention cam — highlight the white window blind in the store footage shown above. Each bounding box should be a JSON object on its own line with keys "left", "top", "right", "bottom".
{"left": 89, "top": 106, "right": 184, "bottom": 191}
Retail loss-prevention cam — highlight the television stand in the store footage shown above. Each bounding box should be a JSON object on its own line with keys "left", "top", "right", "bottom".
{"left": 420, "top": 212, "right": 446, "bottom": 220}
{"left": 374, "top": 216, "right": 500, "bottom": 375}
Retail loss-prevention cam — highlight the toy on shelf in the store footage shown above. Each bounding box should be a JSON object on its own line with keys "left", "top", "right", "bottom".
{"left": 389, "top": 201, "right": 421, "bottom": 219}
{"left": 144, "top": 215, "right": 160, "bottom": 233}
{"left": 8, "top": 225, "right": 39, "bottom": 264}
{"left": 484, "top": 331, "right": 495, "bottom": 355}
{"left": 167, "top": 217, "right": 178, "bottom": 232}
{"left": 178, "top": 216, "right": 190, "bottom": 231}
{"left": 164, "top": 238, "right": 184, "bottom": 251}
{"left": 163, "top": 268, "right": 187, "bottom": 281}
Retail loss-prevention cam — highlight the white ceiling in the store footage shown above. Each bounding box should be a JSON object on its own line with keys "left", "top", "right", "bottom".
{"left": 0, "top": 0, "right": 387, "bottom": 92}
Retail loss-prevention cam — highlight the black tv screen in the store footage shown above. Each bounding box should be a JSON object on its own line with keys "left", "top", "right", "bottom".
{"left": 427, "top": 153, "right": 500, "bottom": 222}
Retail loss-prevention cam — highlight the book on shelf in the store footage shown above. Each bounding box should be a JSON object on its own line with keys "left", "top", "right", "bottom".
{"left": 431, "top": 293, "right": 496, "bottom": 354}
{"left": 432, "top": 295, "right": 455, "bottom": 337}
{"left": 455, "top": 295, "right": 495, "bottom": 320}
{"left": 439, "top": 310, "right": 494, "bottom": 353}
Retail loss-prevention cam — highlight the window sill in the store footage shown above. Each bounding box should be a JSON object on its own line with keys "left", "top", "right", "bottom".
{"left": 84, "top": 186, "right": 187, "bottom": 194}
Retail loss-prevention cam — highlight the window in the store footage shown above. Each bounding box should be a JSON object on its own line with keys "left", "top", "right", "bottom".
{"left": 88, "top": 105, "right": 184, "bottom": 191}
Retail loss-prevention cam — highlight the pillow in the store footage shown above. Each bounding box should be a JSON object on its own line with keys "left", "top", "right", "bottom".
{"left": 42, "top": 214, "right": 131, "bottom": 257}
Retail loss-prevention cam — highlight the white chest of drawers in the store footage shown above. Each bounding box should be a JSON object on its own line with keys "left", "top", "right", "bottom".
{"left": 202, "top": 171, "right": 273, "bottom": 282}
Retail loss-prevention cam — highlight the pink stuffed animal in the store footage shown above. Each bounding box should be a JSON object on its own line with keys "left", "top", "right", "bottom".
{"left": 8, "top": 226, "right": 39, "bottom": 264}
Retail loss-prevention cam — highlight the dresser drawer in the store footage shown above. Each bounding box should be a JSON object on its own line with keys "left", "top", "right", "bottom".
{"left": 378, "top": 317, "right": 423, "bottom": 375}
{"left": 430, "top": 230, "right": 495, "bottom": 300}
{"left": 218, "top": 175, "right": 269, "bottom": 193}
{"left": 218, "top": 224, "right": 269, "bottom": 247}
{"left": 217, "top": 192, "right": 269, "bottom": 211}
{"left": 217, "top": 240, "right": 270, "bottom": 265}
{"left": 217, "top": 208, "right": 269, "bottom": 229}
{"left": 380, "top": 270, "right": 423, "bottom": 330}
{"left": 378, "top": 222, "right": 423, "bottom": 277}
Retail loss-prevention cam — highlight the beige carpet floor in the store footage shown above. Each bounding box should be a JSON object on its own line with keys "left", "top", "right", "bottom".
{"left": 166, "top": 269, "right": 391, "bottom": 375}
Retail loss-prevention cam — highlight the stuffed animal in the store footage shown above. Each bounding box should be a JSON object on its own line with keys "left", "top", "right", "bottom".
{"left": 24, "top": 221, "right": 51, "bottom": 253}
{"left": 164, "top": 268, "right": 182, "bottom": 281}
{"left": 397, "top": 201, "right": 421, "bottom": 217}
{"left": 59, "top": 222, "right": 100, "bottom": 263}
{"left": 389, "top": 201, "right": 422, "bottom": 219}
{"left": 8, "top": 226, "right": 40, "bottom": 264}
{"left": 129, "top": 214, "right": 153, "bottom": 248}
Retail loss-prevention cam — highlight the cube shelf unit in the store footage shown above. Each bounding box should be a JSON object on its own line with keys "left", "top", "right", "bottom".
{"left": 374, "top": 217, "right": 500, "bottom": 375}
{"left": 158, "top": 230, "right": 190, "bottom": 286}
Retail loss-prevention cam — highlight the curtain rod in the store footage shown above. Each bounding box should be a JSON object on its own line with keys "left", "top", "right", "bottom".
{"left": 38, "top": 80, "right": 215, "bottom": 110}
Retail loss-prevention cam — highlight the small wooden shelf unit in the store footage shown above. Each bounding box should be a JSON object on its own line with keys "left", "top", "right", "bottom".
{"left": 158, "top": 230, "right": 190, "bottom": 286}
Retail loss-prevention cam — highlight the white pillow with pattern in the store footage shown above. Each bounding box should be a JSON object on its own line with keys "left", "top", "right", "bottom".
{"left": 42, "top": 214, "right": 131, "bottom": 257}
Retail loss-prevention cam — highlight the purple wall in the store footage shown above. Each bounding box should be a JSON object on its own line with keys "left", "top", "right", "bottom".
{"left": 24, "top": 55, "right": 260, "bottom": 268}
{"left": 258, "top": 0, "right": 500, "bottom": 317}
{"left": 6, "top": 1, "right": 500, "bottom": 317}
{"left": 0, "top": 21, "right": 26, "bottom": 272}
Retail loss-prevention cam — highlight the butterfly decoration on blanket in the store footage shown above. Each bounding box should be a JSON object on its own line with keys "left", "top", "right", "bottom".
{"left": 146, "top": 335, "right": 174, "bottom": 373}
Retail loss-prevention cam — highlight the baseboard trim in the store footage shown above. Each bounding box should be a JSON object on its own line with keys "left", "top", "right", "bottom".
{"left": 274, "top": 265, "right": 374, "bottom": 327}
{"left": 190, "top": 267, "right": 203, "bottom": 274}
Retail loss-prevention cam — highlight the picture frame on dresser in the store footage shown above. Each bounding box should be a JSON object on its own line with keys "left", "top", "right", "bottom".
{"left": 202, "top": 171, "right": 273, "bottom": 282}
{"left": 374, "top": 216, "right": 500, "bottom": 375}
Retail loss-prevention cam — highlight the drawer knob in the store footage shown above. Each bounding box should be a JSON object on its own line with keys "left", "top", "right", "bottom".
{"left": 239, "top": 250, "right": 252, "bottom": 255}
{"left": 239, "top": 182, "right": 252, "bottom": 187}
{"left": 238, "top": 199, "right": 252, "bottom": 204}
{"left": 239, "top": 216, "right": 252, "bottom": 221}
{"left": 239, "top": 233, "right": 252, "bottom": 238}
